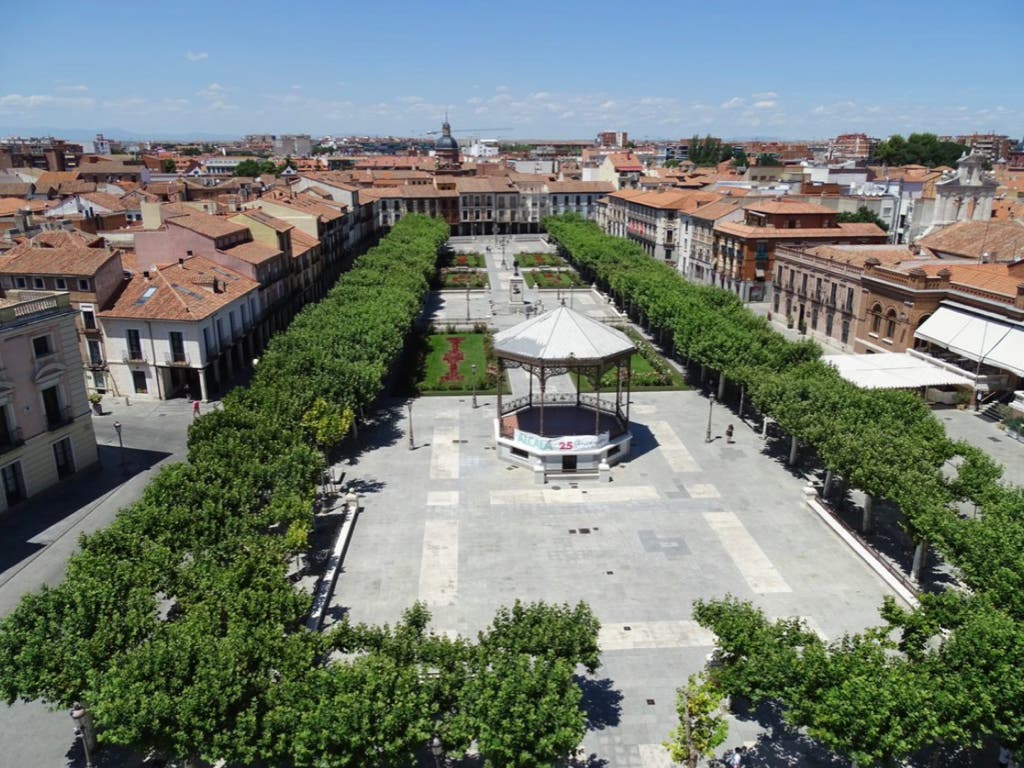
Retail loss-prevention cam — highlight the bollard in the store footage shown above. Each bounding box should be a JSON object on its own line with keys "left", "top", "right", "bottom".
{"left": 125, "top": 396, "right": 130, "bottom": 406}
{"left": 533, "top": 460, "right": 546, "bottom": 485}
{"left": 598, "top": 460, "right": 611, "bottom": 483}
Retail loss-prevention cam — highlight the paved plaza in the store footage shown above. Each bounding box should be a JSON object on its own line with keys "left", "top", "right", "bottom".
{"left": 328, "top": 389, "right": 900, "bottom": 767}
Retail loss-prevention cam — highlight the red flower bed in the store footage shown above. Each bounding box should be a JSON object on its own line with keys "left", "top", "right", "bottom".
{"left": 440, "top": 336, "right": 464, "bottom": 383}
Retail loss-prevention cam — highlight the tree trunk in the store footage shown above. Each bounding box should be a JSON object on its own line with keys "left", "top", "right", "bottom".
{"left": 717, "top": 376, "right": 726, "bottom": 401}
{"left": 912, "top": 540, "right": 928, "bottom": 582}
{"left": 862, "top": 493, "right": 874, "bottom": 534}
{"left": 823, "top": 469, "right": 834, "bottom": 499}
{"left": 762, "top": 415, "right": 769, "bottom": 438}
{"left": 788, "top": 435, "right": 799, "bottom": 466}
{"left": 738, "top": 386, "right": 745, "bottom": 418}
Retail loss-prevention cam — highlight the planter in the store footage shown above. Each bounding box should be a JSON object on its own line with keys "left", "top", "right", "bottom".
{"left": 92, "top": 403, "right": 102, "bottom": 415}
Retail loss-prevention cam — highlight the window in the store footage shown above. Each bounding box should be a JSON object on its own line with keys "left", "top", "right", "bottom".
{"left": 776, "top": 265, "right": 783, "bottom": 283}
{"left": 127, "top": 329, "right": 143, "bottom": 360}
{"left": 801, "top": 274, "right": 808, "bottom": 294}
{"left": 81, "top": 305, "right": 97, "bottom": 330}
{"left": 132, "top": 370, "right": 148, "bottom": 394}
{"left": 846, "top": 288, "right": 854, "bottom": 311}
{"left": 169, "top": 331, "right": 186, "bottom": 363}
{"left": 87, "top": 339, "right": 102, "bottom": 366}
{"left": 825, "top": 313, "right": 834, "bottom": 337}
{"left": 14, "top": 277, "right": 26, "bottom": 289}
{"left": 32, "top": 335, "right": 53, "bottom": 357}
{"left": 53, "top": 437, "right": 75, "bottom": 479}
{"left": 811, "top": 309, "right": 819, "bottom": 331}
{"left": 42, "top": 385, "right": 64, "bottom": 428}
{"left": 870, "top": 304, "right": 883, "bottom": 333}
{"left": 92, "top": 371, "right": 106, "bottom": 392}
{"left": 55, "top": 277, "right": 67, "bottom": 291}
{"left": 885, "top": 309, "right": 897, "bottom": 339}
{"left": 78, "top": 278, "right": 91, "bottom": 291}
{"left": 0, "top": 406, "right": 15, "bottom": 448}
{"left": 830, "top": 283, "right": 838, "bottom": 303}
{"left": 841, "top": 320, "right": 850, "bottom": 344}
{"left": 773, "top": 292, "right": 780, "bottom": 312}
{"left": 1, "top": 461, "right": 26, "bottom": 506}
{"left": 33, "top": 277, "right": 45, "bottom": 289}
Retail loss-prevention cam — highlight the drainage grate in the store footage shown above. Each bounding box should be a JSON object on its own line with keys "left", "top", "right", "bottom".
{"left": 568, "top": 529, "right": 577, "bottom": 534}
{"left": 623, "top": 625, "right": 632, "bottom": 631}
{"left": 592, "top": 527, "right": 599, "bottom": 531}
{"left": 579, "top": 528, "right": 591, "bottom": 534}
{"left": 551, "top": 485, "right": 561, "bottom": 490}
{"left": 606, "top": 570, "right": 614, "bottom": 575}
{"left": 646, "top": 698, "right": 656, "bottom": 706}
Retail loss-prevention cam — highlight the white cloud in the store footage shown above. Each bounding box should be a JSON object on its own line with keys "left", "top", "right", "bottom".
{"left": 397, "top": 95, "right": 424, "bottom": 104}
{"left": 0, "top": 93, "right": 94, "bottom": 111}
{"left": 532, "top": 91, "right": 550, "bottom": 100}
{"left": 56, "top": 84, "right": 89, "bottom": 93}
{"left": 467, "top": 96, "right": 482, "bottom": 104}
{"left": 753, "top": 100, "right": 777, "bottom": 109}
{"left": 496, "top": 84, "right": 509, "bottom": 92}
{"left": 185, "top": 51, "right": 208, "bottom": 62}
{"left": 197, "top": 83, "right": 226, "bottom": 99}
{"left": 599, "top": 100, "right": 615, "bottom": 109}
{"left": 752, "top": 91, "right": 777, "bottom": 99}
{"left": 721, "top": 97, "right": 744, "bottom": 109}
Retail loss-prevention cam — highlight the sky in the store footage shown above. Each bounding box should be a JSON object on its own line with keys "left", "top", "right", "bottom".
{"left": 1, "top": 0, "right": 1021, "bottom": 143}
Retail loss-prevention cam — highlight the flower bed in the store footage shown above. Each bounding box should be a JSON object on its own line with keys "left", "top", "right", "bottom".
{"left": 524, "top": 269, "right": 585, "bottom": 289}
{"left": 419, "top": 332, "right": 506, "bottom": 393}
{"left": 440, "top": 269, "right": 489, "bottom": 289}
{"left": 448, "top": 253, "right": 486, "bottom": 268}
{"left": 515, "top": 252, "right": 565, "bottom": 268}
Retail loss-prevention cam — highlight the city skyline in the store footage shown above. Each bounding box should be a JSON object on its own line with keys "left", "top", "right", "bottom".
{"left": 1, "top": 0, "right": 1021, "bottom": 142}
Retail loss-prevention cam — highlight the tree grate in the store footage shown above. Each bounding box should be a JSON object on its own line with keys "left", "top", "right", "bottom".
{"left": 579, "top": 528, "right": 591, "bottom": 534}
{"left": 646, "top": 698, "right": 656, "bottom": 706}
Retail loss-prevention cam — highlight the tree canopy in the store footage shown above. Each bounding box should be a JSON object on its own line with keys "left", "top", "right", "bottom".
{"left": 836, "top": 205, "right": 889, "bottom": 231}
{"left": 873, "top": 133, "right": 965, "bottom": 168}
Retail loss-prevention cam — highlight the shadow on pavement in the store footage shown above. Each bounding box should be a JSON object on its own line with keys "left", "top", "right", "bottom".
{"left": 0, "top": 445, "right": 171, "bottom": 576}
{"left": 575, "top": 675, "right": 623, "bottom": 731}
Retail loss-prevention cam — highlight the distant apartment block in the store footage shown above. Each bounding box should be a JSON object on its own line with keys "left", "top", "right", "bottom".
{"left": 274, "top": 134, "right": 313, "bottom": 157}
{"left": 0, "top": 291, "right": 98, "bottom": 513}
{"left": 597, "top": 131, "right": 628, "bottom": 149}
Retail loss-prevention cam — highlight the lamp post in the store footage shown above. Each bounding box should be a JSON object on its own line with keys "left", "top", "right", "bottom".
{"left": 430, "top": 734, "right": 444, "bottom": 768}
{"left": 471, "top": 363, "right": 478, "bottom": 408}
{"left": 70, "top": 702, "right": 96, "bottom": 768}
{"left": 705, "top": 389, "right": 716, "bottom": 443}
{"left": 113, "top": 421, "right": 126, "bottom": 475}
{"left": 466, "top": 283, "right": 471, "bottom": 322}
{"left": 407, "top": 401, "right": 414, "bottom": 450}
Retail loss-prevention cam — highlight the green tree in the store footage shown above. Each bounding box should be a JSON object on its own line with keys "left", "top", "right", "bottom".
{"left": 160, "top": 158, "right": 177, "bottom": 173}
{"left": 757, "top": 152, "right": 780, "bottom": 165}
{"left": 233, "top": 159, "right": 261, "bottom": 177}
{"left": 299, "top": 397, "right": 354, "bottom": 453}
{"left": 664, "top": 672, "right": 729, "bottom": 768}
{"left": 730, "top": 149, "right": 748, "bottom": 168}
{"left": 836, "top": 205, "right": 889, "bottom": 231}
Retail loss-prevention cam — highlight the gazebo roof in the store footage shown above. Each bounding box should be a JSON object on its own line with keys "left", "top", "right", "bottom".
{"left": 493, "top": 305, "right": 635, "bottom": 365}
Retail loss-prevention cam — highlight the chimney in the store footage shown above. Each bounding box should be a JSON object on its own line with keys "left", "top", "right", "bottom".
{"left": 143, "top": 269, "right": 150, "bottom": 280}
{"left": 178, "top": 257, "right": 184, "bottom": 268}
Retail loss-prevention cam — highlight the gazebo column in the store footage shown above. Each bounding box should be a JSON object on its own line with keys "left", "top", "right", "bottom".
{"left": 496, "top": 358, "right": 504, "bottom": 425}
{"left": 528, "top": 364, "right": 533, "bottom": 406}
{"left": 594, "top": 364, "right": 601, "bottom": 435}
{"left": 539, "top": 366, "right": 546, "bottom": 437}
{"left": 626, "top": 355, "right": 632, "bottom": 426}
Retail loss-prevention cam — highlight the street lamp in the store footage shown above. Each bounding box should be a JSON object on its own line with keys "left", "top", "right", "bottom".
{"left": 705, "top": 388, "right": 716, "bottom": 443}
{"left": 466, "top": 283, "right": 471, "bottom": 321}
{"left": 70, "top": 702, "right": 96, "bottom": 768}
{"left": 471, "top": 363, "right": 478, "bottom": 409}
{"left": 113, "top": 421, "right": 126, "bottom": 475}
{"left": 407, "top": 401, "right": 414, "bottom": 450}
{"left": 430, "top": 734, "right": 444, "bottom": 768}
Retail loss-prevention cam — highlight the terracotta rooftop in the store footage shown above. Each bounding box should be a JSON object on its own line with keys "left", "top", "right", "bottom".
{"left": 716, "top": 221, "right": 887, "bottom": 240}
{"left": 455, "top": 177, "right": 517, "bottom": 193}
{"left": 165, "top": 212, "right": 250, "bottom": 240}
{"left": 234, "top": 209, "right": 293, "bottom": 233}
{"left": 916, "top": 261, "right": 1024, "bottom": 298}
{"left": 799, "top": 244, "right": 914, "bottom": 268}
{"left": 689, "top": 199, "right": 746, "bottom": 222}
{"left": 222, "top": 240, "right": 281, "bottom": 266}
{"left": 255, "top": 191, "right": 346, "bottom": 220}
{"left": 79, "top": 191, "right": 131, "bottom": 212}
{"left": 745, "top": 200, "right": 836, "bottom": 215}
{"left": 35, "top": 171, "right": 80, "bottom": 190}
{"left": 545, "top": 181, "right": 615, "bottom": 194}
{"left": 0, "top": 198, "right": 50, "bottom": 216}
{"left": 76, "top": 162, "right": 142, "bottom": 176}
{"left": 607, "top": 189, "right": 721, "bottom": 211}
{"left": 101, "top": 255, "right": 258, "bottom": 322}
{"left": 0, "top": 242, "right": 118, "bottom": 277}
{"left": 917, "top": 220, "right": 1024, "bottom": 261}
{"left": 30, "top": 230, "right": 104, "bottom": 249}
{"left": 289, "top": 227, "right": 320, "bottom": 256}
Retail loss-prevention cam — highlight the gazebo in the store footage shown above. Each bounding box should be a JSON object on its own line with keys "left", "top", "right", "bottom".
{"left": 492, "top": 305, "right": 635, "bottom": 474}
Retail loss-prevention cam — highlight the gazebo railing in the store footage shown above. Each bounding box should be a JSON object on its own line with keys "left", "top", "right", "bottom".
{"left": 500, "top": 391, "right": 623, "bottom": 415}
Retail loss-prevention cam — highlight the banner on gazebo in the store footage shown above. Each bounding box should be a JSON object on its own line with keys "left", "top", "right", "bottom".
{"left": 514, "top": 430, "right": 610, "bottom": 452}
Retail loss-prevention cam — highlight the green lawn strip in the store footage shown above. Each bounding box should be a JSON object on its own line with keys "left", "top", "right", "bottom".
{"left": 515, "top": 252, "right": 565, "bottom": 267}
{"left": 524, "top": 270, "right": 585, "bottom": 289}
{"left": 440, "top": 270, "right": 489, "bottom": 289}
{"left": 419, "top": 333, "right": 509, "bottom": 393}
{"left": 449, "top": 253, "right": 486, "bottom": 268}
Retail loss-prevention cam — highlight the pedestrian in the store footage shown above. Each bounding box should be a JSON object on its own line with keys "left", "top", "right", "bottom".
{"left": 999, "top": 745, "right": 1011, "bottom": 768}
{"left": 192, "top": 399, "right": 200, "bottom": 417}
{"left": 726, "top": 424, "right": 735, "bottom": 444}
{"left": 183, "top": 382, "right": 190, "bottom": 402}
{"left": 729, "top": 746, "right": 744, "bottom": 768}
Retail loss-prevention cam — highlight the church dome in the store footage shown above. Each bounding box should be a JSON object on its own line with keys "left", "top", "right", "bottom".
{"left": 435, "top": 134, "right": 459, "bottom": 151}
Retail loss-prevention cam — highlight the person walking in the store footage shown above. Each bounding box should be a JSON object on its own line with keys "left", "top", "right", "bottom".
{"left": 192, "top": 399, "right": 200, "bottom": 418}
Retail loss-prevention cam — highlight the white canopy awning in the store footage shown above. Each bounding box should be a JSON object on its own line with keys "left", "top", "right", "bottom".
{"left": 915, "top": 306, "right": 1024, "bottom": 377}
{"left": 823, "top": 352, "right": 975, "bottom": 390}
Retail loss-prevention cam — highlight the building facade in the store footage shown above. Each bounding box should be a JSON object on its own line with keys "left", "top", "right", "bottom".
{"left": 0, "top": 291, "right": 98, "bottom": 512}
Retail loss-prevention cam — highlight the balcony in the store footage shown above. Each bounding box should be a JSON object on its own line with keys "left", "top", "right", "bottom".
{"left": 87, "top": 356, "right": 106, "bottom": 369}
{"left": 80, "top": 325, "right": 102, "bottom": 337}
{"left": 0, "top": 427, "right": 24, "bottom": 455}
{"left": 123, "top": 350, "right": 146, "bottom": 364}
{"left": 46, "top": 405, "right": 73, "bottom": 431}
{"left": 164, "top": 354, "right": 191, "bottom": 367}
